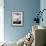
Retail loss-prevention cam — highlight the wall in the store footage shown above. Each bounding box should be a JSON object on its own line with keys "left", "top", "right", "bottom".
{"left": 4, "top": 0, "right": 40, "bottom": 42}
{"left": 40, "top": 0, "right": 46, "bottom": 27}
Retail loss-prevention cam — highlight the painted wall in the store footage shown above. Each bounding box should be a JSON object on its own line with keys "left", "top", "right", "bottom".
{"left": 40, "top": 0, "right": 46, "bottom": 27}
{"left": 4, "top": 0, "right": 40, "bottom": 42}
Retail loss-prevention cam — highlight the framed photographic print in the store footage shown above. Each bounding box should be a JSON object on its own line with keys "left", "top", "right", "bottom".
{"left": 12, "top": 11, "right": 23, "bottom": 26}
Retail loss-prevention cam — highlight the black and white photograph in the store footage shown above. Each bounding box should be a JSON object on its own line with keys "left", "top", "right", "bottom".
{"left": 12, "top": 11, "right": 23, "bottom": 26}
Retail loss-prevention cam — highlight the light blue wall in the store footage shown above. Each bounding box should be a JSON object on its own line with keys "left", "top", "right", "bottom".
{"left": 40, "top": 0, "right": 46, "bottom": 27}
{"left": 4, "top": 0, "right": 40, "bottom": 42}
